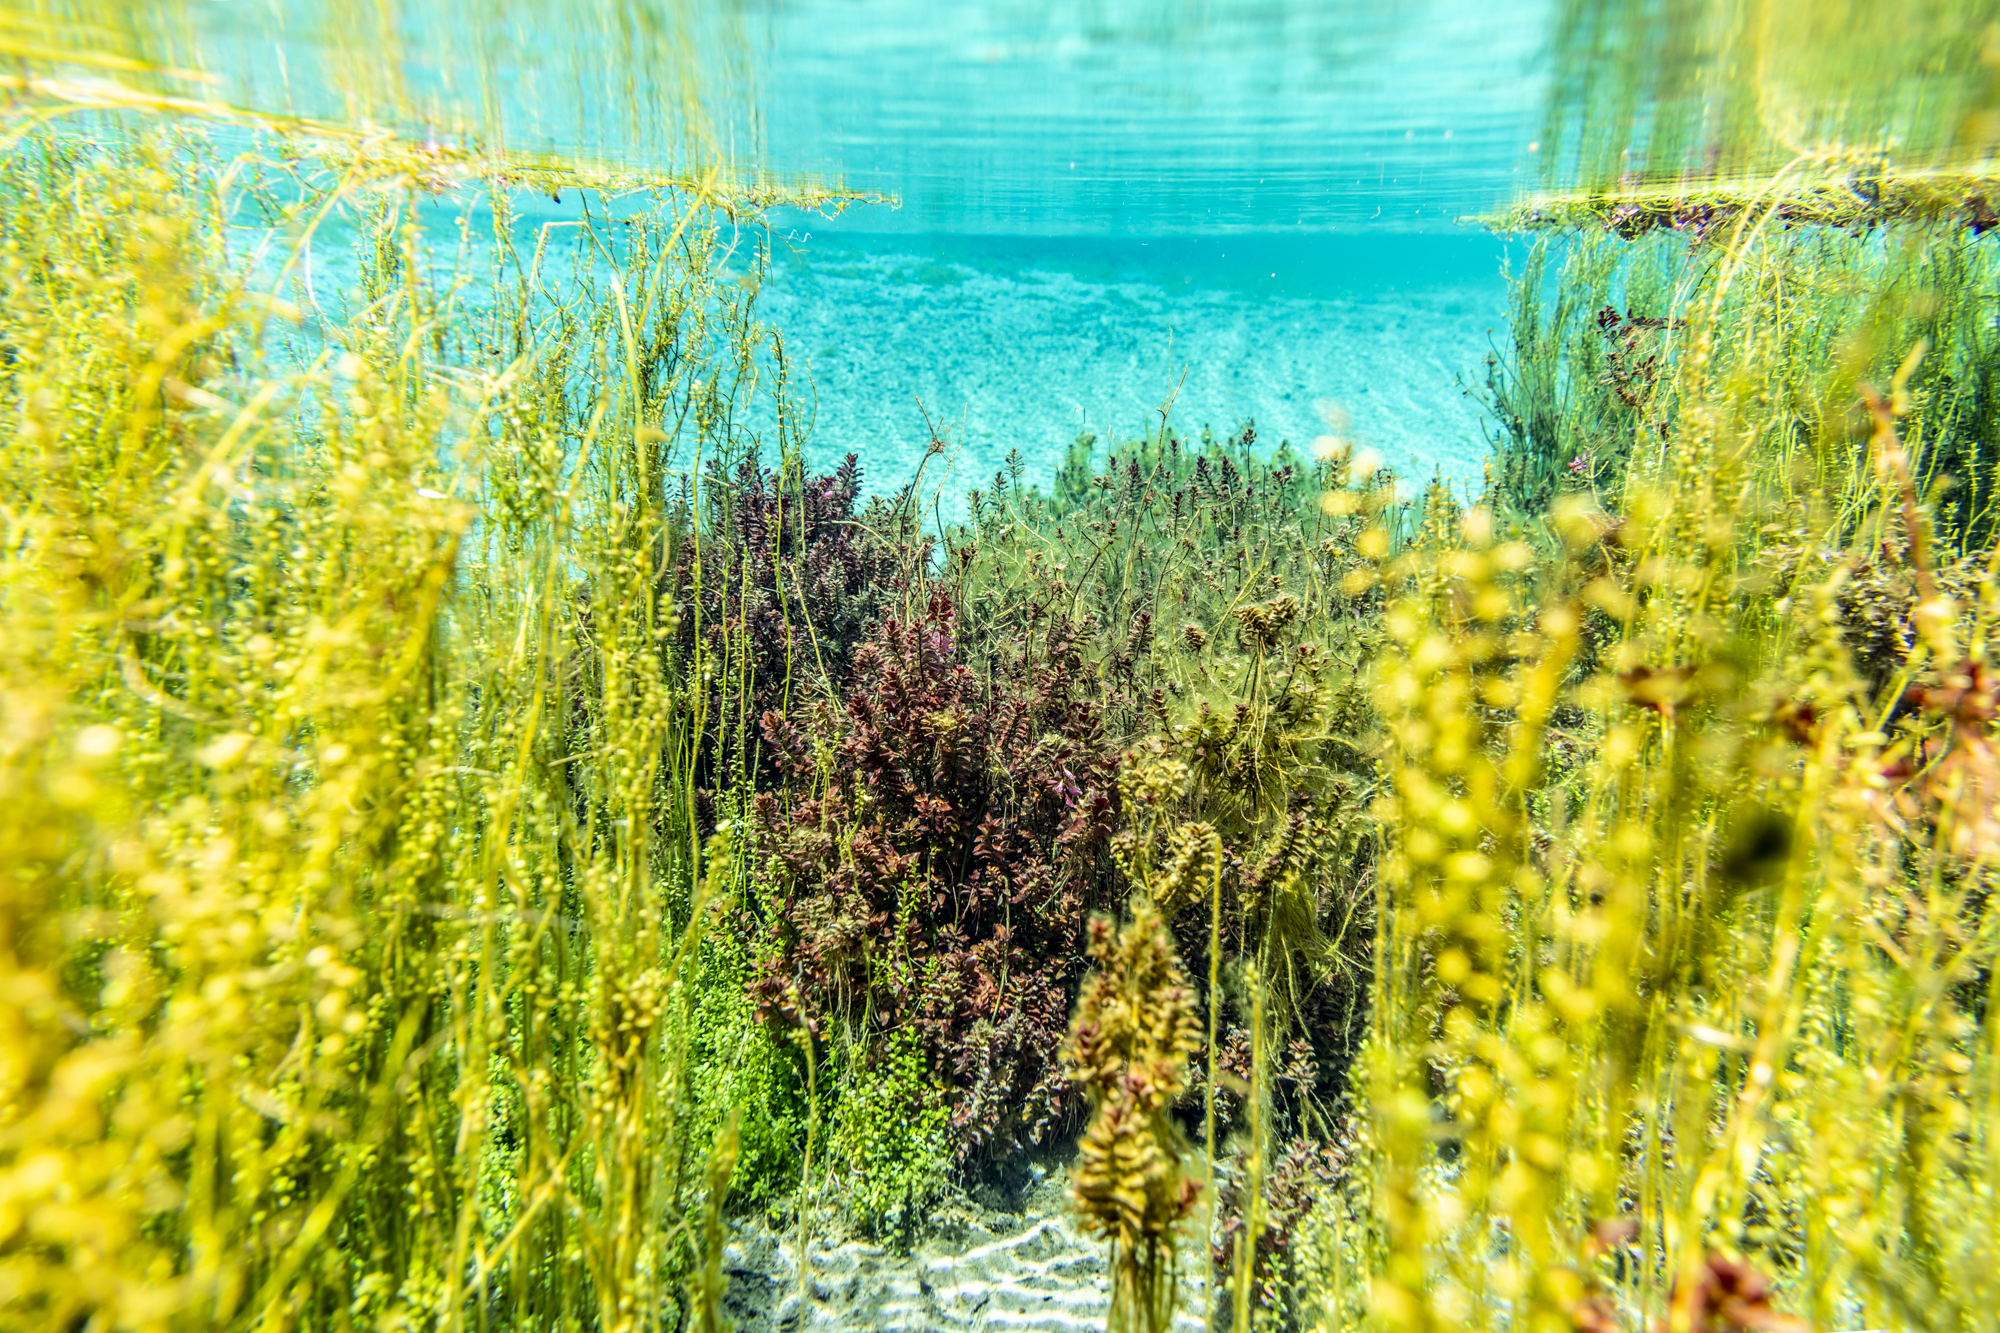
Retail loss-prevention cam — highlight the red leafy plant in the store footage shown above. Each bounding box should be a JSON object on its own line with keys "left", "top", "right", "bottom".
{"left": 664, "top": 451, "right": 910, "bottom": 793}
{"left": 1899, "top": 659, "right": 2000, "bottom": 858}
{"left": 1660, "top": 1254, "right": 1807, "bottom": 1333}
{"left": 749, "top": 591, "right": 1124, "bottom": 1163}
{"left": 1209, "top": 1134, "right": 1346, "bottom": 1314}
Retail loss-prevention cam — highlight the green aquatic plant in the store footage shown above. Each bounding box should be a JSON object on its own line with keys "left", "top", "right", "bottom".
{"left": 1479, "top": 229, "right": 1679, "bottom": 516}
{"left": 822, "top": 1026, "right": 953, "bottom": 1233}
{"left": 683, "top": 814, "right": 813, "bottom": 1209}
{"left": 1209, "top": 1131, "right": 1346, "bottom": 1325}
{"left": 1297, "top": 330, "right": 1999, "bottom": 1333}
{"left": 0, "top": 102, "right": 850, "bottom": 1327}
{"left": 1536, "top": 0, "right": 2000, "bottom": 195}
{"left": 4, "top": 0, "right": 798, "bottom": 194}
{"left": 958, "top": 423, "right": 1396, "bottom": 729}
{"left": 1299, "top": 62, "right": 2000, "bottom": 1320}
{"left": 946, "top": 419, "right": 1415, "bottom": 1323}
{"left": 667, "top": 447, "right": 905, "bottom": 796}
{"left": 963, "top": 425, "right": 1395, "bottom": 1034}
{"left": 1493, "top": 167, "right": 2000, "bottom": 239}
{"left": 952, "top": 422, "right": 1417, "bottom": 1323}
{"left": 1486, "top": 200, "right": 2000, "bottom": 563}
{"left": 1117, "top": 585, "right": 1376, "bottom": 1029}
{"left": 11, "top": 9, "right": 2000, "bottom": 1333}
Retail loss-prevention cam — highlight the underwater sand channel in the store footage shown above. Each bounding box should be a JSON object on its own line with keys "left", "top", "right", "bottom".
{"left": 759, "top": 230, "right": 1514, "bottom": 499}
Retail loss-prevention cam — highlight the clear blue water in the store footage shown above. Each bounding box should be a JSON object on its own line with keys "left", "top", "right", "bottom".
{"left": 745, "top": 0, "right": 1550, "bottom": 237}
{"left": 728, "top": 0, "right": 1546, "bottom": 495}
{"left": 208, "top": 0, "right": 1553, "bottom": 499}
{"left": 757, "top": 230, "right": 1515, "bottom": 500}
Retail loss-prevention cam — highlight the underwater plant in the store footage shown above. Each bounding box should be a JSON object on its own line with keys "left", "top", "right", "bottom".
{"left": 1486, "top": 179, "right": 2000, "bottom": 563}
{"left": 1300, "top": 189, "right": 2000, "bottom": 1328}
{"left": 0, "top": 101, "right": 869, "bottom": 1326}
{"left": 1534, "top": 0, "right": 2000, "bottom": 196}
{"left": 1064, "top": 904, "right": 1205, "bottom": 1333}
{"left": 8, "top": 7, "right": 2000, "bottom": 1333}
{"left": 1115, "top": 586, "right": 1377, "bottom": 1078}
{"left": 1208, "top": 1133, "right": 1346, "bottom": 1323}
{"left": 963, "top": 426, "right": 1396, "bottom": 1068}
{"left": 749, "top": 589, "right": 1124, "bottom": 1172}
{"left": 665, "top": 447, "right": 905, "bottom": 796}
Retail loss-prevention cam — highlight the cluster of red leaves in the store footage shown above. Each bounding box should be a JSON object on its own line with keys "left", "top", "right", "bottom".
{"left": 1595, "top": 305, "right": 1677, "bottom": 422}
{"left": 749, "top": 591, "right": 1124, "bottom": 1162}
{"left": 1565, "top": 1237, "right": 1804, "bottom": 1333}
{"left": 1660, "top": 1254, "right": 1807, "bottom": 1333}
{"left": 1889, "top": 659, "right": 2000, "bottom": 858}
{"left": 665, "top": 452, "right": 907, "bottom": 791}
{"left": 1209, "top": 1135, "right": 1345, "bottom": 1308}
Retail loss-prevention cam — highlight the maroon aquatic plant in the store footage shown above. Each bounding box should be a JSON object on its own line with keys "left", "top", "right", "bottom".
{"left": 1210, "top": 1135, "right": 1346, "bottom": 1315}
{"left": 749, "top": 591, "right": 1125, "bottom": 1162}
{"left": 664, "top": 451, "right": 910, "bottom": 794}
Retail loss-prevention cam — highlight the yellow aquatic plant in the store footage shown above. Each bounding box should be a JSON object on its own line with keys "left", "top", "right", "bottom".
{"left": 1300, "top": 182, "right": 2000, "bottom": 1333}
{"left": 0, "top": 85, "right": 849, "bottom": 1326}
{"left": 1066, "top": 903, "right": 1205, "bottom": 1333}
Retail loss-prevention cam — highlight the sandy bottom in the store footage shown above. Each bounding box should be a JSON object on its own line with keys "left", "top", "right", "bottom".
{"left": 267, "top": 216, "right": 1512, "bottom": 510}
{"left": 723, "top": 1149, "right": 1209, "bottom": 1333}
{"left": 758, "top": 232, "right": 1512, "bottom": 508}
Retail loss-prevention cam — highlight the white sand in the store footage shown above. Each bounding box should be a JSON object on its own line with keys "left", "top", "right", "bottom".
{"left": 723, "top": 1154, "right": 1210, "bottom": 1333}
{"left": 758, "top": 232, "right": 1513, "bottom": 508}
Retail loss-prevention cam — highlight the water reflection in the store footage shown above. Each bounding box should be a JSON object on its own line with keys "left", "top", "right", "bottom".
{"left": 182, "top": 0, "right": 1550, "bottom": 234}
{"left": 745, "top": 0, "right": 1551, "bottom": 233}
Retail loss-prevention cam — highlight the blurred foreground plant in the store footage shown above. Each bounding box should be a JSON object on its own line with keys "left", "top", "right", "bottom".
{"left": 1301, "top": 381, "right": 1998, "bottom": 1333}
{"left": 0, "top": 113, "right": 843, "bottom": 1329}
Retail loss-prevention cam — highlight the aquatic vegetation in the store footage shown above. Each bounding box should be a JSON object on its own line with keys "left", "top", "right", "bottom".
{"left": 1064, "top": 904, "right": 1204, "bottom": 1333}
{"left": 1496, "top": 170, "right": 2000, "bottom": 240}
{"left": 820, "top": 1025, "right": 953, "bottom": 1230}
{"left": 1303, "top": 102, "right": 2000, "bottom": 1327}
{"left": 1117, "top": 596, "right": 1375, "bottom": 1044}
{"left": 7, "top": 6, "right": 2000, "bottom": 1333}
{"left": 943, "top": 428, "right": 1404, "bottom": 1320}
{"left": 1209, "top": 1133, "right": 1346, "bottom": 1320}
{"left": 750, "top": 589, "right": 1124, "bottom": 1169}
{"left": 0, "top": 102, "right": 857, "bottom": 1326}
{"left": 1537, "top": 0, "right": 2000, "bottom": 192}
{"left": 1485, "top": 211, "right": 2000, "bottom": 558}
{"left": 1284, "top": 453, "right": 1997, "bottom": 1333}
{"left": 666, "top": 448, "right": 905, "bottom": 793}
{"left": 965, "top": 429, "right": 1392, "bottom": 1064}
{"left": 961, "top": 425, "right": 1393, "bottom": 711}
{"left": 4, "top": 0, "right": 797, "bottom": 192}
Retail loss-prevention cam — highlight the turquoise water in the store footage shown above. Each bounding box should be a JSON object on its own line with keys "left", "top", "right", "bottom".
{"left": 745, "top": 0, "right": 1550, "bottom": 236}
{"left": 757, "top": 231, "right": 1514, "bottom": 499}
{"left": 216, "top": 0, "right": 1553, "bottom": 498}
{"left": 715, "top": 0, "right": 1548, "bottom": 494}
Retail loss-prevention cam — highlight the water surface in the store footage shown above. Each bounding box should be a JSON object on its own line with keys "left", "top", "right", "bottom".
{"left": 213, "top": 0, "right": 1554, "bottom": 496}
